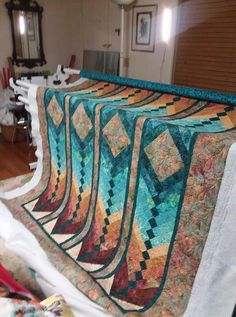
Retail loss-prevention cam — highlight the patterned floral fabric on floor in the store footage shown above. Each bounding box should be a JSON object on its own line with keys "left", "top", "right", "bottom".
{"left": 0, "top": 263, "right": 74, "bottom": 316}
{"left": 0, "top": 295, "right": 74, "bottom": 317}
{"left": 0, "top": 238, "right": 44, "bottom": 299}
{"left": 3, "top": 74, "right": 236, "bottom": 316}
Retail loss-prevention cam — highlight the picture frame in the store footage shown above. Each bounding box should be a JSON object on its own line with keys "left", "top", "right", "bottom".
{"left": 131, "top": 5, "right": 157, "bottom": 53}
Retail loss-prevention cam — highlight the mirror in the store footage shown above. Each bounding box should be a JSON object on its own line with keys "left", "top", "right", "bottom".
{"left": 6, "top": 0, "right": 46, "bottom": 68}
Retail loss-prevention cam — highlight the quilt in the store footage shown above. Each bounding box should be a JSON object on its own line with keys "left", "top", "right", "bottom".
{"left": 2, "top": 72, "right": 236, "bottom": 316}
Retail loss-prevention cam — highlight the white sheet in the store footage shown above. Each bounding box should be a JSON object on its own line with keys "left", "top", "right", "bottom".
{"left": 0, "top": 200, "right": 112, "bottom": 317}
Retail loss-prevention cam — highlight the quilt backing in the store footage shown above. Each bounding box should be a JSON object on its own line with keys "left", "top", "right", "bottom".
{"left": 4, "top": 74, "right": 236, "bottom": 316}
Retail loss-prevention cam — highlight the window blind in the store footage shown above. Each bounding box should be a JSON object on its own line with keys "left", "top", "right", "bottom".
{"left": 173, "top": 0, "right": 236, "bottom": 93}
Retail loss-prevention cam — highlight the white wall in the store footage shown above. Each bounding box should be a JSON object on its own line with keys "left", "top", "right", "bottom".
{"left": 0, "top": 0, "right": 72, "bottom": 77}
{"left": 0, "top": 0, "right": 12, "bottom": 74}
{"left": 0, "top": 0, "right": 120, "bottom": 76}
{"left": 127, "top": 0, "right": 178, "bottom": 83}
{"left": 67, "top": 0, "right": 83, "bottom": 69}
{"left": 68, "top": 0, "right": 177, "bottom": 84}
{"left": 40, "top": 0, "right": 71, "bottom": 72}
{"left": 70, "top": 0, "right": 120, "bottom": 68}
{"left": 73, "top": 0, "right": 177, "bottom": 83}
{"left": 0, "top": 0, "right": 177, "bottom": 87}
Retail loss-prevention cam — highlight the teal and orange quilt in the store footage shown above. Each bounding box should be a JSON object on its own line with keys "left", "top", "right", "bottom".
{"left": 4, "top": 72, "right": 236, "bottom": 316}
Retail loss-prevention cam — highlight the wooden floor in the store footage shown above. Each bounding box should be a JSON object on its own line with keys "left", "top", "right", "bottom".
{"left": 0, "top": 134, "right": 36, "bottom": 181}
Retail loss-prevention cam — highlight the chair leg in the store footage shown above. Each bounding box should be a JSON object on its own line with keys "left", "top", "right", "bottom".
{"left": 25, "top": 127, "right": 29, "bottom": 145}
{"left": 11, "top": 126, "right": 16, "bottom": 144}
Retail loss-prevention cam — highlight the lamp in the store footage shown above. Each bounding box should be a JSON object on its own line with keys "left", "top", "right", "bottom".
{"left": 114, "top": 0, "right": 136, "bottom": 76}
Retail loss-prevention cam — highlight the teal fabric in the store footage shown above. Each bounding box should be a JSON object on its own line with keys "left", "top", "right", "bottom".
{"left": 80, "top": 70, "right": 236, "bottom": 106}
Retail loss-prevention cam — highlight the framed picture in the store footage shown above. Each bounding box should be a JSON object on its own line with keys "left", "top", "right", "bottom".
{"left": 131, "top": 5, "right": 157, "bottom": 52}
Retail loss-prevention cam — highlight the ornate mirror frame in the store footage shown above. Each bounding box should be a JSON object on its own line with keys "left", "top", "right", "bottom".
{"left": 5, "top": 0, "right": 46, "bottom": 68}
